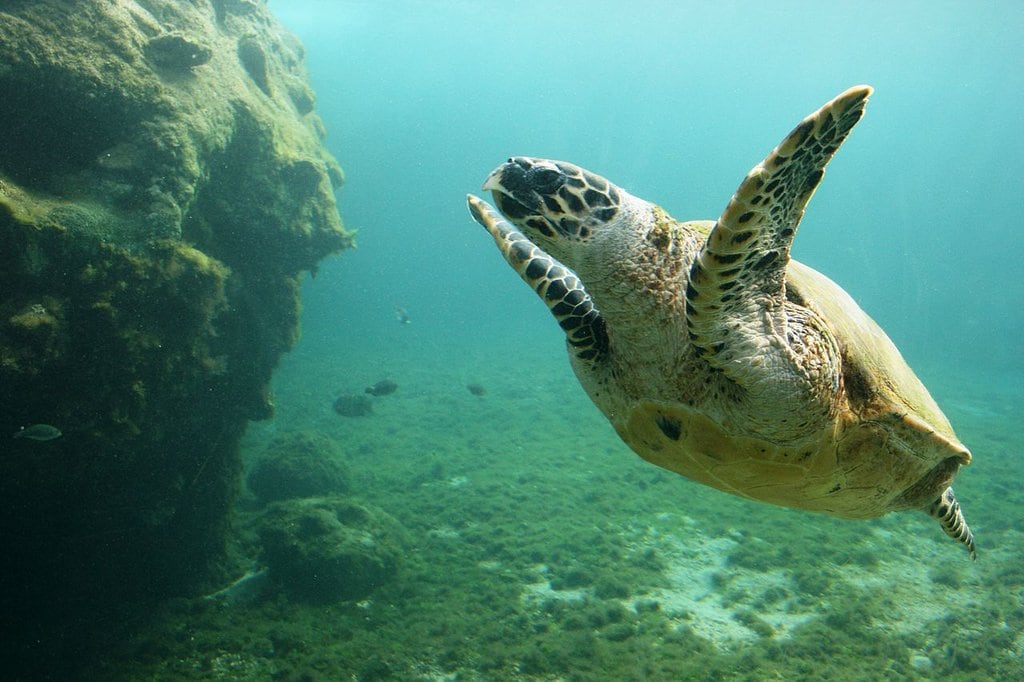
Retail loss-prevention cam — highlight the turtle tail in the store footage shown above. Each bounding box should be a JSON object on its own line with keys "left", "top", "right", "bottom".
{"left": 929, "top": 487, "right": 976, "bottom": 560}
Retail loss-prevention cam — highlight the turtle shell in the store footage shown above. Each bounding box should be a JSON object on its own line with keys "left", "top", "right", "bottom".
{"left": 617, "top": 259, "right": 970, "bottom": 519}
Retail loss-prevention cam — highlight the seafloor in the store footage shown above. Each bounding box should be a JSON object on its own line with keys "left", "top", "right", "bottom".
{"left": 96, "top": 323, "right": 1023, "bottom": 681}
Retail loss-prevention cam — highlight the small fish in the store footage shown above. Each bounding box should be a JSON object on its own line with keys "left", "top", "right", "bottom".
{"left": 365, "top": 379, "right": 398, "bottom": 396}
{"left": 394, "top": 305, "right": 411, "bottom": 324}
{"left": 13, "top": 424, "right": 63, "bottom": 441}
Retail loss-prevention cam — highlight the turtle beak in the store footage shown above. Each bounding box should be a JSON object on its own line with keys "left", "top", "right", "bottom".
{"left": 482, "top": 165, "right": 506, "bottom": 192}
{"left": 482, "top": 159, "right": 537, "bottom": 219}
{"left": 482, "top": 157, "right": 569, "bottom": 219}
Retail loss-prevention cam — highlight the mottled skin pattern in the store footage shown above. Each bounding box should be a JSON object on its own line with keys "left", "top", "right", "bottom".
{"left": 467, "top": 86, "right": 977, "bottom": 558}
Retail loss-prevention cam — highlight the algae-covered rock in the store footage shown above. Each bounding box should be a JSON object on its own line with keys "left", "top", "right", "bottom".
{"left": 333, "top": 393, "right": 374, "bottom": 417}
{"left": 247, "top": 431, "right": 351, "bottom": 504}
{"left": 0, "top": 0, "right": 352, "bottom": 675}
{"left": 145, "top": 32, "right": 213, "bottom": 70}
{"left": 258, "top": 497, "right": 406, "bottom": 603}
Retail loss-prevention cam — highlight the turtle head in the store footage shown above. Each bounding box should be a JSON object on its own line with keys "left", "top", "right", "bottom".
{"left": 483, "top": 157, "right": 622, "bottom": 258}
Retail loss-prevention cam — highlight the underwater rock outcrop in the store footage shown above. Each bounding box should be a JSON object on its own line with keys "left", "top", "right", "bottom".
{"left": 247, "top": 431, "right": 351, "bottom": 505}
{"left": 258, "top": 497, "right": 406, "bottom": 603}
{"left": 0, "top": 0, "right": 351, "bottom": 672}
{"left": 334, "top": 392, "right": 374, "bottom": 416}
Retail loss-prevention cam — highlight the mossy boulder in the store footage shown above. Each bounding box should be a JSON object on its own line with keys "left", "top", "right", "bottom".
{"left": 247, "top": 431, "right": 351, "bottom": 504}
{"left": 258, "top": 497, "right": 406, "bottom": 603}
{"left": 333, "top": 393, "right": 374, "bottom": 417}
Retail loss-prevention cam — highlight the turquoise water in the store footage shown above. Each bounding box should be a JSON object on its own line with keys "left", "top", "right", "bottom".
{"left": 111, "top": 2, "right": 1024, "bottom": 679}
{"left": 281, "top": 0, "right": 1024, "bottom": 385}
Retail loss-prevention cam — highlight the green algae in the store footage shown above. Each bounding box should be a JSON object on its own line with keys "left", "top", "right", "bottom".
{"left": 90, "top": 342, "right": 1024, "bottom": 680}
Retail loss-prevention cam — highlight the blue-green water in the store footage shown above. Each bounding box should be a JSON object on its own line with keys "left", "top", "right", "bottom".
{"left": 279, "top": 0, "right": 1023, "bottom": 387}
{"left": 112, "top": 2, "right": 1024, "bottom": 678}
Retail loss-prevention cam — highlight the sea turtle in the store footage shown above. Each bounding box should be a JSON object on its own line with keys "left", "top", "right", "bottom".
{"left": 466, "top": 85, "right": 977, "bottom": 558}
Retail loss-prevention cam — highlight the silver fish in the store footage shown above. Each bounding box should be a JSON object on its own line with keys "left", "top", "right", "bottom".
{"left": 13, "top": 424, "right": 63, "bottom": 441}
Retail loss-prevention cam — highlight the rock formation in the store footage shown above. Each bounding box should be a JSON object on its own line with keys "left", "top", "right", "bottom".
{"left": 258, "top": 497, "right": 406, "bottom": 603}
{"left": 246, "top": 431, "right": 352, "bottom": 505}
{"left": 0, "top": 0, "right": 351, "bottom": 672}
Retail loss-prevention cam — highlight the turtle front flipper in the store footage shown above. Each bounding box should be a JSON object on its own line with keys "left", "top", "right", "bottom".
{"left": 467, "top": 195, "right": 609, "bottom": 363}
{"left": 685, "top": 86, "right": 872, "bottom": 402}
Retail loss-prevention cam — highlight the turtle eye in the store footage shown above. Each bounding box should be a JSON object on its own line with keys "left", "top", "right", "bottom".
{"left": 526, "top": 167, "right": 564, "bottom": 194}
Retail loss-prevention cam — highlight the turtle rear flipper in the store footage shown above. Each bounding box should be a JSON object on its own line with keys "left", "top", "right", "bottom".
{"left": 684, "top": 86, "right": 872, "bottom": 409}
{"left": 929, "top": 487, "right": 977, "bottom": 560}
